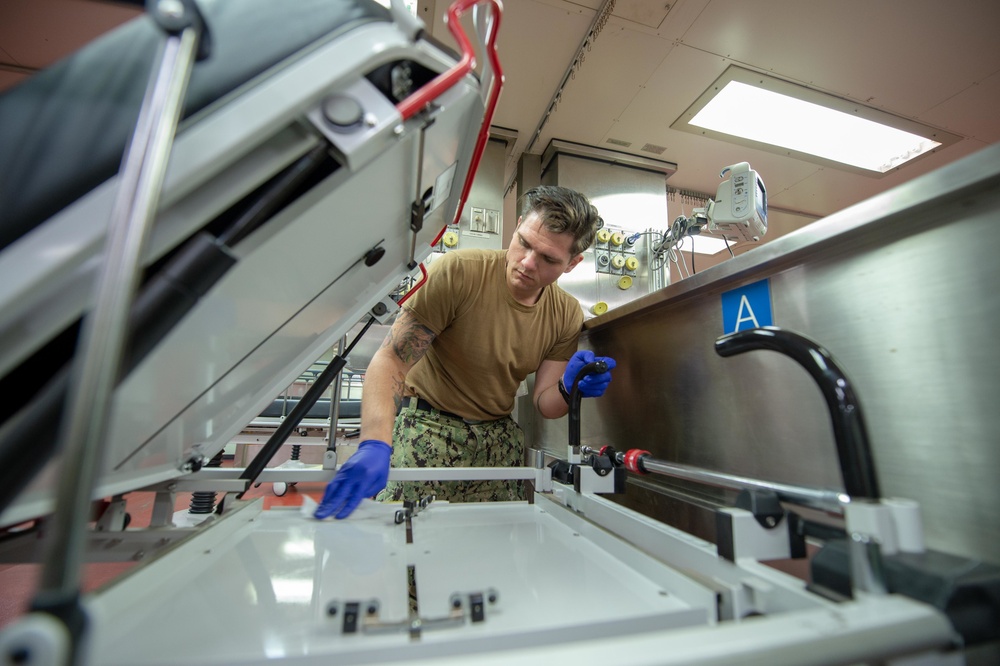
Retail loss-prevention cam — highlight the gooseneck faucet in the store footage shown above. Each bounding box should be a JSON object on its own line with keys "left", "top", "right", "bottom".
{"left": 567, "top": 360, "right": 609, "bottom": 452}
{"left": 714, "top": 326, "right": 882, "bottom": 500}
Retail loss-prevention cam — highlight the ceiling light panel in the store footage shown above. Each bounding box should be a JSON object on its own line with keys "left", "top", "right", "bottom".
{"left": 672, "top": 66, "right": 961, "bottom": 176}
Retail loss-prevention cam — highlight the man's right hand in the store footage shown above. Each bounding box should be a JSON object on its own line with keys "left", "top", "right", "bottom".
{"left": 315, "top": 440, "right": 392, "bottom": 520}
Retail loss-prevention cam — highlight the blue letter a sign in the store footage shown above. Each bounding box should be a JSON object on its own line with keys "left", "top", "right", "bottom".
{"left": 721, "top": 279, "right": 773, "bottom": 334}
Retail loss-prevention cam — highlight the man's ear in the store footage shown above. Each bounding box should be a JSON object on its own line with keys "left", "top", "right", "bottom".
{"left": 564, "top": 253, "right": 584, "bottom": 273}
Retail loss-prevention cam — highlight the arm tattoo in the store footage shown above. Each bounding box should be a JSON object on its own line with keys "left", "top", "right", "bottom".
{"left": 391, "top": 372, "right": 407, "bottom": 413}
{"left": 384, "top": 312, "right": 435, "bottom": 365}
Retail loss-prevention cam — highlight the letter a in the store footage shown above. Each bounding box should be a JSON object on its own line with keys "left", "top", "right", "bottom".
{"left": 734, "top": 294, "right": 760, "bottom": 332}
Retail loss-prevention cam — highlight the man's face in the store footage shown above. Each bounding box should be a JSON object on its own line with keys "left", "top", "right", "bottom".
{"left": 506, "top": 211, "right": 583, "bottom": 303}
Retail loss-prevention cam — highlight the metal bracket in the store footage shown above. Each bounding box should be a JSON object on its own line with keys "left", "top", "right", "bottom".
{"left": 734, "top": 489, "right": 785, "bottom": 529}
{"left": 573, "top": 463, "right": 622, "bottom": 495}
{"left": 94, "top": 496, "right": 129, "bottom": 532}
{"left": 326, "top": 588, "right": 499, "bottom": 637}
{"left": 149, "top": 489, "right": 177, "bottom": 528}
{"left": 394, "top": 495, "right": 435, "bottom": 525}
{"left": 716, "top": 507, "right": 799, "bottom": 563}
{"left": 370, "top": 295, "right": 401, "bottom": 324}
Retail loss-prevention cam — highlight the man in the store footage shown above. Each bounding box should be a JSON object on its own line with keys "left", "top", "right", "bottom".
{"left": 315, "top": 186, "right": 615, "bottom": 519}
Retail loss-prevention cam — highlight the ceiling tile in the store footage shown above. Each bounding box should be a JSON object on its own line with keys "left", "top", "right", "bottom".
{"left": 920, "top": 71, "right": 1000, "bottom": 145}
{"left": 611, "top": 0, "right": 674, "bottom": 29}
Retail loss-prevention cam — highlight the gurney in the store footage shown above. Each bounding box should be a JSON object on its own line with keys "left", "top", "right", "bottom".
{"left": 0, "top": 0, "right": 502, "bottom": 659}
{"left": 1, "top": 0, "right": 997, "bottom": 663}
{"left": 0, "top": 0, "right": 500, "bottom": 525}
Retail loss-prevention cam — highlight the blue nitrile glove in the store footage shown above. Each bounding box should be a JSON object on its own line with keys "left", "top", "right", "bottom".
{"left": 562, "top": 350, "right": 617, "bottom": 398}
{"left": 315, "top": 440, "right": 392, "bottom": 520}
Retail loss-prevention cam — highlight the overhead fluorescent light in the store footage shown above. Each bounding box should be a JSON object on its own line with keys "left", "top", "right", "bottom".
{"left": 672, "top": 67, "right": 960, "bottom": 176}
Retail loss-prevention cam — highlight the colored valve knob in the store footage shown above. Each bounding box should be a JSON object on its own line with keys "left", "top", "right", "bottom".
{"left": 619, "top": 448, "right": 651, "bottom": 474}
{"left": 585, "top": 445, "right": 651, "bottom": 475}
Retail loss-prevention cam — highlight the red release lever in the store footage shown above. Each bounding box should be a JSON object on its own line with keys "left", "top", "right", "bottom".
{"left": 395, "top": 0, "right": 505, "bottom": 246}
{"left": 395, "top": 1, "right": 505, "bottom": 297}
{"left": 397, "top": 262, "right": 429, "bottom": 305}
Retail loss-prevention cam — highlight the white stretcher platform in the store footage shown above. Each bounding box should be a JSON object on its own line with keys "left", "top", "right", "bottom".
{"left": 83, "top": 491, "right": 955, "bottom": 665}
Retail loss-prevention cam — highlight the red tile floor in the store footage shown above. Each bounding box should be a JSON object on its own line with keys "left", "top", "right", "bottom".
{"left": 0, "top": 459, "right": 328, "bottom": 630}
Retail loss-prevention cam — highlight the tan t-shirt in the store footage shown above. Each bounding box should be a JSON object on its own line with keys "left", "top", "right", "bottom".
{"left": 403, "top": 249, "right": 583, "bottom": 420}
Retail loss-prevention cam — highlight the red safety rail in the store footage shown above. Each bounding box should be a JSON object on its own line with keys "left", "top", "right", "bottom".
{"left": 394, "top": 0, "right": 505, "bottom": 301}
{"left": 395, "top": 0, "right": 504, "bottom": 246}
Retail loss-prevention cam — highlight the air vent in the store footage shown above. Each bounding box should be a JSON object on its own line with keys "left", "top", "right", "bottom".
{"left": 640, "top": 143, "right": 667, "bottom": 155}
{"left": 606, "top": 137, "right": 631, "bottom": 147}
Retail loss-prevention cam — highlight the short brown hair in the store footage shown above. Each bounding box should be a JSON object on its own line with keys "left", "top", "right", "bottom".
{"left": 519, "top": 186, "right": 602, "bottom": 256}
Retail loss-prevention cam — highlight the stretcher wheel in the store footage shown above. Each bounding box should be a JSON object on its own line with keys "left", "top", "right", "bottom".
{"left": 273, "top": 482, "right": 287, "bottom": 497}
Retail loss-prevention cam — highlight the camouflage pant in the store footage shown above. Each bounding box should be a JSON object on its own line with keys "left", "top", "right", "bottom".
{"left": 375, "top": 399, "right": 525, "bottom": 504}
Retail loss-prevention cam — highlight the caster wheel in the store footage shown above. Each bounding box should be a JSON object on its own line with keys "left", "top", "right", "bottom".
{"left": 273, "top": 482, "right": 287, "bottom": 497}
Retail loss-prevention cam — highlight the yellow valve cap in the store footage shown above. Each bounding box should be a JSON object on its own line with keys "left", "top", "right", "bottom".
{"left": 596, "top": 228, "right": 612, "bottom": 243}
{"left": 442, "top": 231, "right": 459, "bottom": 247}
{"left": 590, "top": 301, "right": 609, "bottom": 316}
{"left": 617, "top": 275, "right": 633, "bottom": 290}
{"left": 625, "top": 256, "right": 639, "bottom": 271}
{"left": 610, "top": 232, "right": 625, "bottom": 246}
{"left": 611, "top": 254, "right": 625, "bottom": 269}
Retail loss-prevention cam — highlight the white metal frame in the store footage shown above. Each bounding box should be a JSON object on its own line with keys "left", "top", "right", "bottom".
{"left": 66, "top": 475, "right": 958, "bottom": 665}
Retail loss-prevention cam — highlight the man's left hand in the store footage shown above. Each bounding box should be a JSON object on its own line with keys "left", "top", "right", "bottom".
{"left": 563, "top": 350, "right": 616, "bottom": 398}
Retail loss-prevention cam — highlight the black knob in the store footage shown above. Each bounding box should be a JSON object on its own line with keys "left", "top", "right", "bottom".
{"left": 365, "top": 246, "right": 386, "bottom": 267}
